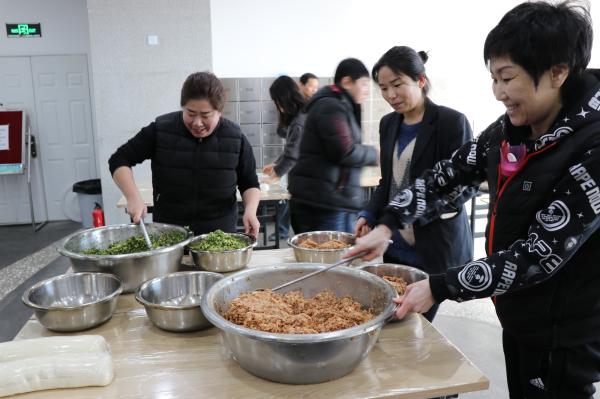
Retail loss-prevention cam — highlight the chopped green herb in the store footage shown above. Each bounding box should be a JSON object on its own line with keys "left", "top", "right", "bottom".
{"left": 189, "top": 230, "right": 247, "bottom": 252}
{"left": 82, "top": 231, "right": 186, "bottom": 255}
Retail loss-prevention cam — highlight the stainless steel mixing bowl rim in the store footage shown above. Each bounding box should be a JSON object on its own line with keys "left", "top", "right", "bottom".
{"left": 201, "top": 265, "right": 398, "bottom": 343}
{"left": 356, "top": 263, "right": 430, "bottom": 278}
{"left": 134, "top": 271, "right": 224, "bottom": 310}
{"left": 287, "top": 231, "right": 356, "bottom": 252}
{"left": 56, "top": 223, "right": 193, "bottom": 260}
{"left": 186, "top": 232, "right": 257, "bottom": 254}
{"left": 21, "top": 272, "right": 123, "bottom": 311}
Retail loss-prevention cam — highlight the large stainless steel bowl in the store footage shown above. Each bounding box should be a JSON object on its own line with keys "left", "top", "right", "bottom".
{"left": 57, "top": 223, "right": 192, "bottom": 293}
{"left": 22, "top": 272, "right": 122, "bottom": 332}
{"left": 287, "top": 231, "right": 355, "bottom": 263}
{"left": 201, "top": 264, "right": 397, "bottom": 384}
{"left": 187, "top": 233, "right": 256, "bottom": 273}
{"left": 136, "top": 271, "right": 223, "bottom": 332}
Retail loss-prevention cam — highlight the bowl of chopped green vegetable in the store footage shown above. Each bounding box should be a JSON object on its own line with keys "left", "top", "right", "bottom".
{"left": 57, "top": 223, "right": 192, "bottom": 293}
{"left": 187, "top": 230, "right": 256, "bottom": 273}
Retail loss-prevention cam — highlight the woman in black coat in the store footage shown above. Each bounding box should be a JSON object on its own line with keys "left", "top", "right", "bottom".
{"left": 355, "top": 46, "right": 474, "bottom": 321}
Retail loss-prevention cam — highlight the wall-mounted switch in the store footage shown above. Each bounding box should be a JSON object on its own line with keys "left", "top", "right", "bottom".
{"left": 147, "top": 35, "right": 159, "bottom": 45}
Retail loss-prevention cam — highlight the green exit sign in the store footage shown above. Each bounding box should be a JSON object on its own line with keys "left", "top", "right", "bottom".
{"left": 6, "top": 23, "right": 42, "bottom": 38}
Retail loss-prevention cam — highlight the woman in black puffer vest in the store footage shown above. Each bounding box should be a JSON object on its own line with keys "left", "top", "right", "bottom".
{"left": 109, "top": 72, "right": 260, "bottom": 236}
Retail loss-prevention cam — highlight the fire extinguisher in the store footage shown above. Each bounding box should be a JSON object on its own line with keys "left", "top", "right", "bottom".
{"left": 93, "top": 203, "right": 105, "bottom": 227}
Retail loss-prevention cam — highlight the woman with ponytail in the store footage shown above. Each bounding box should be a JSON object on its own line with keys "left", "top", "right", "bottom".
{"left": 355, "top": 46, "right": 475, "bottom": 321}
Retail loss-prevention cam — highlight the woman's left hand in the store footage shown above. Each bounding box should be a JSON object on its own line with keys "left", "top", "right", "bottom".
{"left": 393, "top": 279, "right": 435, "bottom": 319}
{"left": 243, "top": 211, "right": 260, "bottom": 238}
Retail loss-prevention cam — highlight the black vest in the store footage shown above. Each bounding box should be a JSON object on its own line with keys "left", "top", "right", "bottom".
{"left": 151, "top": 112, "right": 242, "bottom": 228}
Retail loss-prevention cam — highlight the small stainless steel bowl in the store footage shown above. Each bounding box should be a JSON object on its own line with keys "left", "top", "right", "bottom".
{"left": 357, "top": 263, "right": 428, "bottom": 293}
{"left": 287, "top": 231, "right": 355, "bottom": 263}
{"left": 22, "top": 272, "right": 122, "bottom": 332}
{"left": 187, "top": 233, "right": 256, "bottom": 273}
{"left": 57, "top": 223, "right": 192, "bottom": 293}
{"left": 135, "top": 271, "right": 223, "bottom": 332}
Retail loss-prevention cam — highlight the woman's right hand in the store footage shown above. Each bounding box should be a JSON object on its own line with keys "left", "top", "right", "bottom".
{"left": 262, "top": 164, "right": 275, "bottom": 176}
{"left": 127, "top": 196, "right": 147, "bottom": 223}
{"left": 354, "top": 217, "right": 372, "bottom": 237}
{"left": 345, "top": 225, "right": 392, "bottom": 261}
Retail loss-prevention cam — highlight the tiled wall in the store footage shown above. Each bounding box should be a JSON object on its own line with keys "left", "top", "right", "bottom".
{"left": 221, "top": 77, "right": 392, "bottom": 170}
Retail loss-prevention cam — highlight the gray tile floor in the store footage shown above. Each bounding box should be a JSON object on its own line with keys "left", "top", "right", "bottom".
{"left": 0, "top": 220, "right": 596, "bottom": 398}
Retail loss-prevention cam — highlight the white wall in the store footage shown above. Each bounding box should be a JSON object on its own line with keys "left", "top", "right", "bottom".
{"left": 87, "top": 0, "right": 213, "bottom": 224}
{"left": 211, "top": 0, "right": 600, "bottom": 133}
{"left": 0, "top": 0, "right": 90, "bottom": 56}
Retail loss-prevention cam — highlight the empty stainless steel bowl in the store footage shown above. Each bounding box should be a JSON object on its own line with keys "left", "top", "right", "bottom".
{"left": 201, "top": 264, "right": 397, "bottom": 384}
{"left": 22, "top": 272, "right": 122, "bottom": 332}
{"left": 136, "top": 271, "right": 223, "bottom": 332}
{"left": 288, "top": 231, "right": 355, "bottom": 263}
{"left": 57, "top": 223, "right": 192, "bottom": 293}
{"left": 187, "top": 233, "right": 256, "bottom": 273}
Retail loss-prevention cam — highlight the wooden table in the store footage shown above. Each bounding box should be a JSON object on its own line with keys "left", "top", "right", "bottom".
{"left": 13, "top": 249, "right": 488, "bottom": 398}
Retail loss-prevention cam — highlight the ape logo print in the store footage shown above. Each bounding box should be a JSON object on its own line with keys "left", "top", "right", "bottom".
{"left": 525, "top": 233, "right": 563, "bottom": 274}
{"left": 390, "top": 189, "right": 413, "bottom": 208}
{"left": 535, "top": 200, "right": 570, "bottom": 231}
{"left": 535, "top": 126, "right": 573, "bottom": 150}
{"left": 458, "top": 261, "right": 492, "bottom": 292}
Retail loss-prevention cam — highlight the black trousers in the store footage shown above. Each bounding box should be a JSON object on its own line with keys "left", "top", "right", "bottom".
{"left": 503, "top": 330, "right": 600, "bottom": 398}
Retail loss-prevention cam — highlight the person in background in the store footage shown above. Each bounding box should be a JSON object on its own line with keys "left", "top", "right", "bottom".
{"left": 299, "top": 72, "right": 319, "bottom": 99}
{"left": 288, "top": 58, "right": 379, "bottom": 234}
{"left": 109, "top": 72, "right": 260, "bottom": 237}
{"left": 348, "top": 1, "right": 600, "bottom": 397}
{"left": 355, "top": 46, "right": 474, "bottom": 322}
{"left": 262, "top": 76, "right": 307, "bottom": 241}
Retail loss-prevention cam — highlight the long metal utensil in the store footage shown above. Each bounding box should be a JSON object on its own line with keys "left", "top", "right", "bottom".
{"left": 271, "top": 252, "right": 366, "bottom": 292}
{"left": 139, "top": 219, "right": 153, "bottom": 250}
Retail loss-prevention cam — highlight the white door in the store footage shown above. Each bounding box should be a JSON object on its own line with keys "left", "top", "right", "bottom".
{"left": 0, "top": 57, "right": 48, "bottom": 224}
{"left": 30, "top": 55, "right": 96, "bottom": 221}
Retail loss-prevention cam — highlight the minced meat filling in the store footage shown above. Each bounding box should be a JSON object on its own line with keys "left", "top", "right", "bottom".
{"left": 223, "top": 290, "right": 374, "bottom": 334}
{"left": 298, "top": 239, "right": 350, "bottom": 249}
{"left": 383, "top": 275, "right": 408, "bottom": 295}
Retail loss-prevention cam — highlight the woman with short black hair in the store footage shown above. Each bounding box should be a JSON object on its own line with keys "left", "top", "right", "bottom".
{"left": 349, "top": 1, "right": 600, "bottom": 396}
{"left": 109, "top": 72, "right": 260, "bottom": 236}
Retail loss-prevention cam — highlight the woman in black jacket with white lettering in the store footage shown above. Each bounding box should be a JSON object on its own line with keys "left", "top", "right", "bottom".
{"left": 350, "top": 2, "right": 600, "bottom": 397}
{"left": 355, "top": 46, "right": 474, "bottom": 321}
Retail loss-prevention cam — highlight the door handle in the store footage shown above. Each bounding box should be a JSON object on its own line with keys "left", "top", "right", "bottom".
{"left": 29, "top": 135, "right": 37, "bottom": 158}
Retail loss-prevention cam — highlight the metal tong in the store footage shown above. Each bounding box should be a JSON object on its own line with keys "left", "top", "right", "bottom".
{"left": 139, "top": 218, "right": 153, "bottom": 250}
{"left": 270, "top": 252, "right": 366, "bottom": 292}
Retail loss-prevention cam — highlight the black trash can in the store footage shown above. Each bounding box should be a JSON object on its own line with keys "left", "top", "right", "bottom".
{"left": 73, "top": 179, "right": 103, "bottom": 228}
